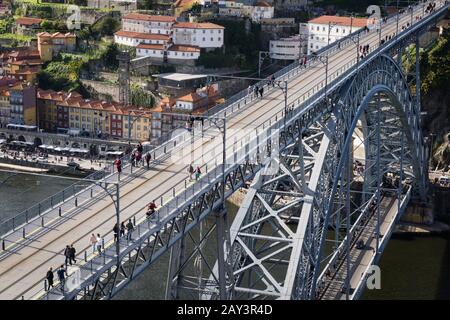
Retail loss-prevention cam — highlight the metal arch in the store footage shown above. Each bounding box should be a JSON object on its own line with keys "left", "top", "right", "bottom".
{"left": 308, "top": 54, "right": 427, "bottom": 299}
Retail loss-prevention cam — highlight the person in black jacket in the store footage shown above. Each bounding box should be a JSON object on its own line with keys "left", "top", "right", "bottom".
{"left": 46, "top": 267, "right": 54, "bottom": 291}
{"left": 64, "top": 245, "right": 71, "bottom": 266}
{"left": 69, "top": 244, "right": 76, "bottom": 265}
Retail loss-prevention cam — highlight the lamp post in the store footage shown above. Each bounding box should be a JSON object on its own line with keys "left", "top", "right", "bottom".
{"left": 258, "top": 51, "right": 271, "bottom": 78}
{"left": 275, "top": 80, "right": 288, "bottom": 129}
{"left": 313, "top": 53, "right": 329, "bottom": 108}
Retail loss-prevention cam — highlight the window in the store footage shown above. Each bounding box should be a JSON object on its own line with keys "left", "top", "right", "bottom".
{"left": 202, "top": 37, "right": 205, "bottom": 41}
{"left": 211, "top": 38, "right": 213, "bottom": 41}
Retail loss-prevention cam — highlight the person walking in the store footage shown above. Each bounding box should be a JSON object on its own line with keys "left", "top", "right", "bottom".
{"left": 145, "top": 152, "right": 151, "bottom": 169}
{"left": 188, "top": 164, "right": 194, "bottom": 180}
{"left": 113, "top": 223, "right": 119, "bottom": 242}
{"left": 195, "top": 166, "right": 201, "bottom": 181}
{"left": 254, "top": 85, "right": 259, "bottom": 98}
{"left": 57, "top": 265, "right": 67, "bottom": 291}
{"left": 271, "top": 75, "right": 275, "bottom": 88}
{"left": 64, "top": 245, "right": 71, "bottom": 266}
{"left": 120, "top": 222, "right": 126, "bottom": 238}
{"left": 69, "top": 244, "right": 76, "bottom": 265}
{"left": 259, "top": 87, "right": 264, "bottom": 98}
{"left": 115, "top": 157, "right": 122, "bottom": 181}
{"left": 96, "top": 234, "right": 103, "bottom": 255}
{"left": 89, "top": 233, "right": 97, "bottom": 253}
{"left": 46, "top": 267, "right": 54, "bottom": 291}
{"left": 126, "top": 219, "right": 134, "bottom": 241}
{"left": 146, "top": 201, "right": 157, "bottom": 220}
{"left": 137, "top": 142, "right": 143, "bottom": 154}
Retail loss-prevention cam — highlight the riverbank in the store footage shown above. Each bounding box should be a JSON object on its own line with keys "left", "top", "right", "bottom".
{"left": 0, "top": 158, "right": 94, "bottom": 178}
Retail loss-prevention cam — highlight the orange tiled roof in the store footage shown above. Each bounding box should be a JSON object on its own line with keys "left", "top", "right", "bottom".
{"left": 16, "top": 17, "right": 43, "bottom": 25}
{"left": 308, "top": 15, "right": 368, "bottom": 28}
{"left": 114, "top": 30, "right": 170, "bottom": 41}
{"left": 136, "top": 43, "right": 165, "bottom": 50}
{"left": 168, "top": 45, "right": 200, "bottom": 52}
{"left": 173, "top": 22, "right": 224, "bottom": 29}
{"left": 37, "top": 32, "right": 76, "bottom": 39}
{"left": 122, "top": 13, "right": 176, "bottom": 23}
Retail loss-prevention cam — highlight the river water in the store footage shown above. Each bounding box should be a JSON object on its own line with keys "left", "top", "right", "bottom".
{"left": 0, "top": 172, "right": 449, "bottom": 300}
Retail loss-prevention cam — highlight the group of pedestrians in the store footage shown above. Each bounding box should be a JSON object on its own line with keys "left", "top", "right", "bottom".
{"left": 359, "top": 44, "right": 370, "bottom": 59}
{"left": 188, "top": 163, "right": 202, "bottom": 181}
{"left": 114, "top": 143, "right": 153, "bottom": 177}
{"left": 113, "top": 219, "right": 135, "bottom": 242}
{"left": 253, "top": 85, "right": 264, "bottom": 99}
{"left": 45, "top": 244, "right": 78, "bottom": 292}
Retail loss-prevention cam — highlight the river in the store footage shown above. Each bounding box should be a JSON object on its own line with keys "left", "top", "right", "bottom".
{"left": 0, "top": 172, "right": 449, "bottom": 299}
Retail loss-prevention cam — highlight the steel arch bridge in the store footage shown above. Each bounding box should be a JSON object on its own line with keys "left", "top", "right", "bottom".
{"left": 31, "top": 1, "right": 448, "bottom": 301}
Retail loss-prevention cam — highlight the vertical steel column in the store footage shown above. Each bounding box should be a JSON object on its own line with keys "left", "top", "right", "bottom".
{"left": 215, "top": 210, "right": 228, "bottom": 299}
{"left": 165, "top": 243, "right": 180, "bottom": 300}
{"left": 375, "top": 94, "right": 382, "bottom": 256}
{"left": 344, "top": 141, "right": 351, "bottom": 300}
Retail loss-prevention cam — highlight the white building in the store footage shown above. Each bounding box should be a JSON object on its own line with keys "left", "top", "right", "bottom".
{"left": 250, "top": 1, "right": 274, "bottom": 22}
{"left": 307, "top": 16, "right": 368, "bottom": 55}
{"left": 172, "top": 22, "right": 224, "bottom": 49}
{"left": 270, "top": 36, "right": 302, "bottom": 61}
{"left": 87, "top": 0, "right": 137, "bottom": 12}
{"left": 218, "top": 0, "right": 274, "bottom": 23}
{"left": 115, "top": 13, "right": 224, "bottom": 63}
{"left": 122, "top": 13, "right": 176, "bottom": 34}
{"left": 114, "top": 30, "right": 170, "bottom": 46}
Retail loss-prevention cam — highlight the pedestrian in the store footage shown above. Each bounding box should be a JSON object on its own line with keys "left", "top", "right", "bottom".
{"left": 145, "top": 152, "right": 151, "bottom": 169}
{"left": 113, "top": 223, "right": 119, "bottom": 242}
{"left": 195, "top": 166, "right": 201, "bottom": 181}
{"left": 96, "top": 233, "right": 103, "bottom": 255}
{"left": 271, "top": 75, "right": 275, "bottom": 87}
{"left": 137, "top": 142, "right": 143, "bottom": 154}
{"left": 90, "top": 233, "right": 96, "bottom": 253}
{"left": 188, "top": 163, "right": 194, "bottom": 180}
{"left": 120, "top": 222, "right": 126, "bottom": 238}
{"left": 254, "top": 85, "right": 259, "bottom": 98}
{"left": 146, "top": 201, "right": 157, "bottom": 219}
{"left": 46, "top": 267, "right": 54, "bottom": 291}
{"left": 259, "top": 87, "right": 264, "bottom": 98}
{"left": 64, "top": 245, "right": 71, "bottom": 266}
{"left": 130, "top": 152, "right": 135, "bottom": 166}
{"left": 57, "top": 265, "right": 67, "bottom": 291}
{"left": 69, "top": 244, "right": 76, "bottom": 265}
{"left": 126, "top": 219, "right": 134, "bottom": 241}
{"left": 115, "top": 157, "right": 122, "bottom": 176}
{"left": 135, "top": 151, "right": 141, "bottom": 167}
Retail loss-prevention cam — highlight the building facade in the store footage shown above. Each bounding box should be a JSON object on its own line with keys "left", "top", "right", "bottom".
{"left": 115, "top": 13, "right": 224, "bottom": 63}
{"left": 37, "top": 32, "right": 77, "bottom": 62}
{"left": 307, "top": 16, "right": 367, "bottom": 55}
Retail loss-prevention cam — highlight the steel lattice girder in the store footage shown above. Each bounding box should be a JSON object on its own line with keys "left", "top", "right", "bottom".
{"left": 202, "top": 53, "right": 428, "bottom": 301}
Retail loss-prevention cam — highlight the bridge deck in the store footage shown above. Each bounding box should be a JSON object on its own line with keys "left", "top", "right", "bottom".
{"left": 319, "top": 195, "right": 399, "bottom": 300}
{"left": 0, "top": 1, "right": 444, "bottom": 300}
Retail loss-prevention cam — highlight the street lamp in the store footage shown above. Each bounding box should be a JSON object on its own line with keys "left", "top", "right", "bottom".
{"left": 258, "top": 51, "right": 271, "bottom": 78}
{"left": 312, "top": 53, "right": 329, "bottom": 107}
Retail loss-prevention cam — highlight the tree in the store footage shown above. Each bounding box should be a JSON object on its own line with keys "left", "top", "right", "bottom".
{"left": 131, "top": 84, "right": 155, "bottom": 108}
{"left": 92, "top": 16, "right": 120, "bottom": 37}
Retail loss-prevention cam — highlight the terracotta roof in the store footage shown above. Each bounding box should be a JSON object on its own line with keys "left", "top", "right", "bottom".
{"left": 255, "top": 1, "right": 272, "bottom": 7}
{"left": 114, "top": 30, "right": 170, "bottom": 41}
{"left": 308, "top": 16, "right": 368, "bottom": 28}
{"left": 177, "top": 92, "right": 205, "bottom": 103}
{"left": 136, "top": 43, "right": 165, "bottom": 50}
{"left": 174, "top": 22, "right": 224, "bottom": 29}
{"left": 168, "top": 45, "right": 200, "bottom": 53}
{"left": 122, "top": 13, "right": 176, "bottom": 23}
{"left": 16, "top": 17, "right": 43, "bottom": 25}
{"left": 37, "top": 32, "right": 76, "bottom": 39}
{"left": 8, "top": 59, "right": 43, "bottom": 66}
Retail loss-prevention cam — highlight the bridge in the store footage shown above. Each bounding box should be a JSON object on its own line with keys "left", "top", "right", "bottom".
{"left": 0, "top": 0, "right": 448, "bottom": 300}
